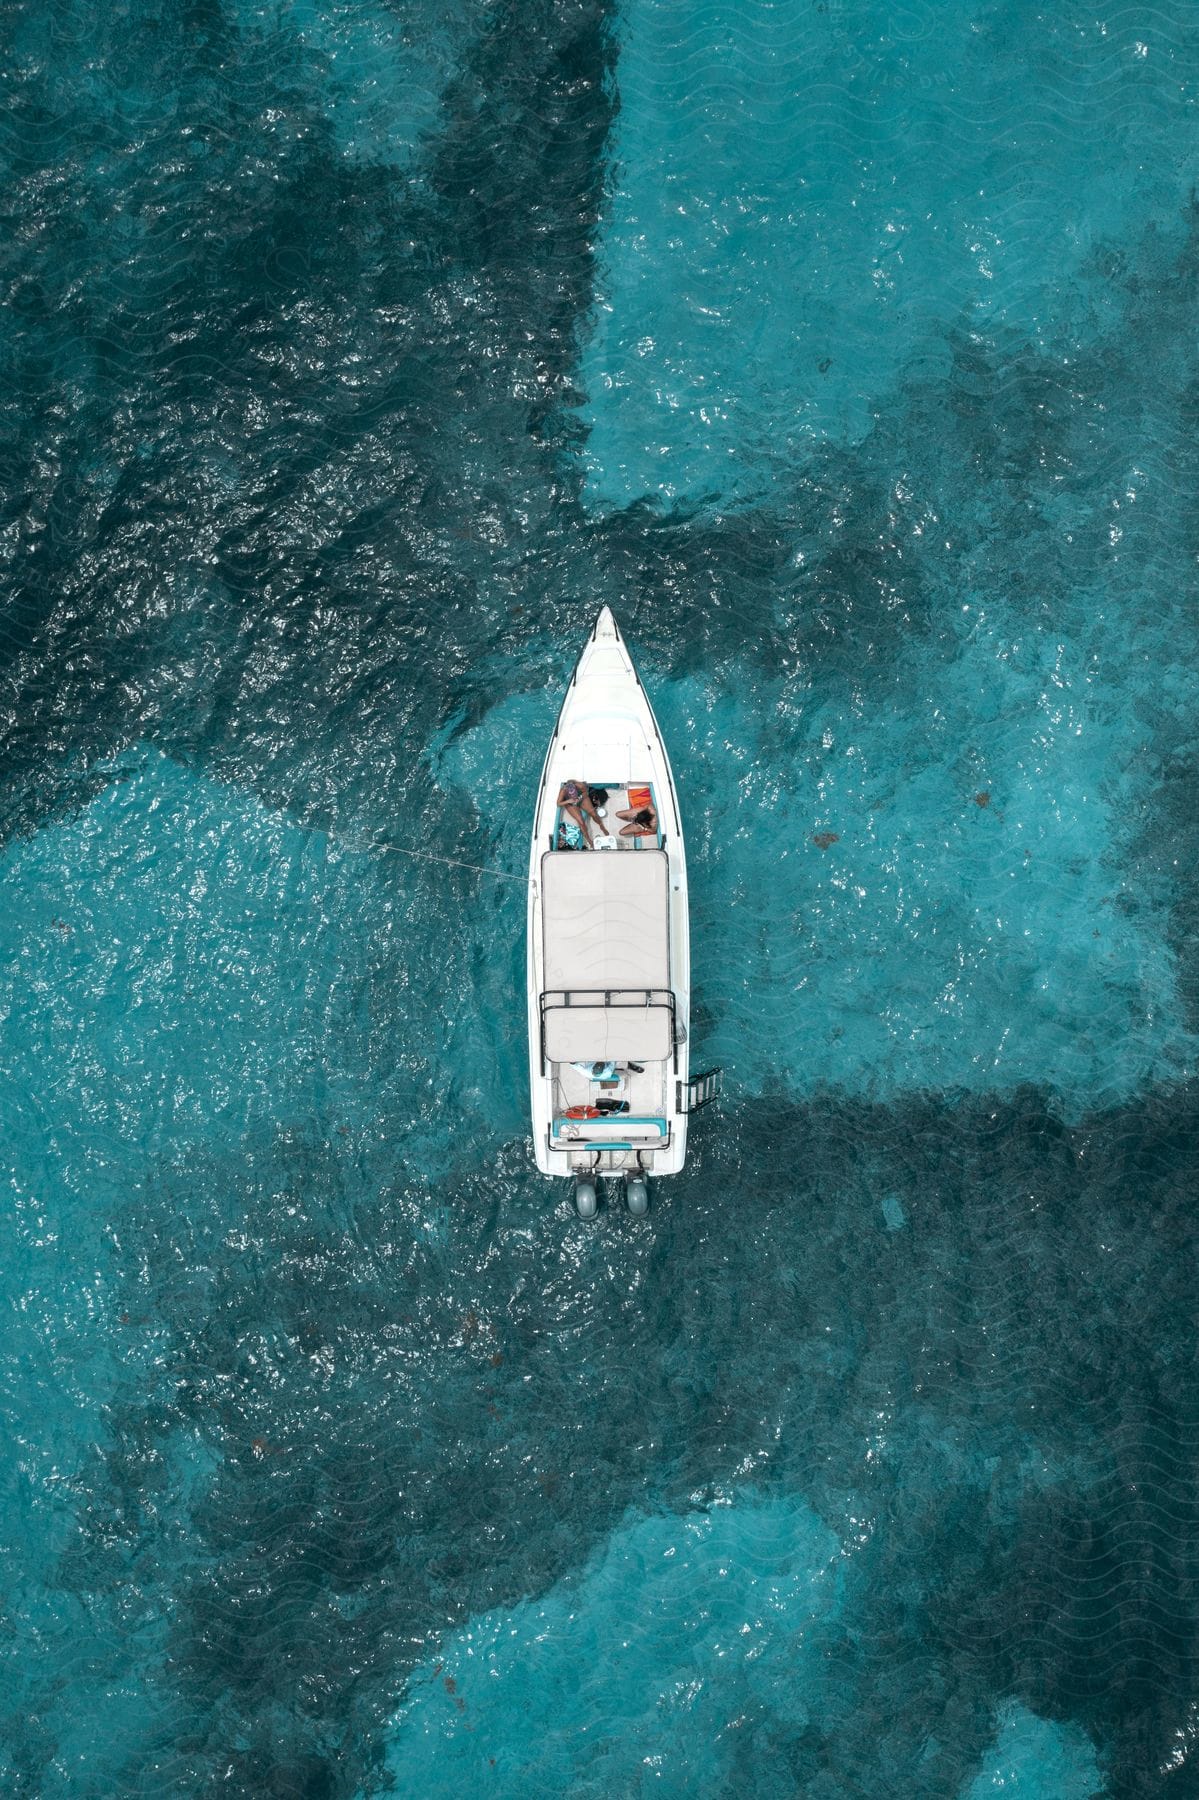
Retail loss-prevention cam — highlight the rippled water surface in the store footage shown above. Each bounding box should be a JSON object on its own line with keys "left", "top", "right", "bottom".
{"left": 2, "top": 0, "right": 1198, "bottom": 1794}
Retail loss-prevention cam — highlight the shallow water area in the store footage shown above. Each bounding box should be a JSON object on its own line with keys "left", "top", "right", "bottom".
{"left": 580, "top": 0, "right": 1199, "bottom": 507}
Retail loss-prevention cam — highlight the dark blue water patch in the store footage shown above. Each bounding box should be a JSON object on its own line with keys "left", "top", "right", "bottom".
{"left": 587, "top": 447, "right": 936, "bottom": 697}
{"left": 424, "top": 0, "right": 618, "bottom": 441}
{"left": 8, "top": 1083, "right": 1195, "bottom": 1794}
{"left": 0, "top": 0, "right": 617, "bottom": 849}
{"left": 1129, "top": 741, "right": 1199, "bottom": 1034}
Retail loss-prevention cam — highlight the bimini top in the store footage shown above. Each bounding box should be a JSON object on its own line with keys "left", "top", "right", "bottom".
{"left": 540, "top": 849, "right": 672, "bottom": 1061}
{"left": 542, "top": 849, "right": 669, "bottom": 987}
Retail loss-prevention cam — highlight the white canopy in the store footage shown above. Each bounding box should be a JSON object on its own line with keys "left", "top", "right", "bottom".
{"left": 541, "top": 849, "right": 669, "bottom": 989}
{"left": 543, "top": 1003, "right": 673, "bottom": 1062}
{"left": 541, "top": 849, "right": 672, "bottom": 1062}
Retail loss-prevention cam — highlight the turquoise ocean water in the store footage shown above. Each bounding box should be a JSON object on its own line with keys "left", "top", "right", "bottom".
{"left": 2, "top": 0, "right": 1198, "bottom": 1792}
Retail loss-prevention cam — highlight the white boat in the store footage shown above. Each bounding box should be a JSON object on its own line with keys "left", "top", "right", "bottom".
{"left": 526, "top": 607, "right": 718, "bottom": 1216}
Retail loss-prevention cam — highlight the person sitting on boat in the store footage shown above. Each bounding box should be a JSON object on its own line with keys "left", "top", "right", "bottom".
{"left": 557, "top": 778, "right": 605, "bottom": 848}
{"left": 616, "top": 796, "right": 657, "bottom": 838}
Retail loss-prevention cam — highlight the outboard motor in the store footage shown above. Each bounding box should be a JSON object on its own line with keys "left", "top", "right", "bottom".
{"left": 625, "top": 1175, "right": 649, "bottom": 1216}
{"left": 573, "top": 1175, "right": 598, "bottom": 1220}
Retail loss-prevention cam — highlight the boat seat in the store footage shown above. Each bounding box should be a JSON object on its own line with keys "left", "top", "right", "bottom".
{"left": 552, "top": 1115, "right": 668, "bottom": 1142}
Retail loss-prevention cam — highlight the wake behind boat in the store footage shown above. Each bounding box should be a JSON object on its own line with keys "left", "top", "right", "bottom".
{"left": 526, "top": 608, "right": 719, "bottom": 1217}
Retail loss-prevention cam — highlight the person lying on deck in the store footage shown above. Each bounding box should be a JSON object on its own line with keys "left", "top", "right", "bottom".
{"left": 557, "top": 779, "right": 605, "bottom": 848}
{"left": 616, "top": 799, "right": 657, "bottom": 838}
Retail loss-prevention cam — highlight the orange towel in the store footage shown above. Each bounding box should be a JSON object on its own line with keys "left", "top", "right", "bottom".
{"left": 627, "top": 785, "right": 652, "bottom": 810}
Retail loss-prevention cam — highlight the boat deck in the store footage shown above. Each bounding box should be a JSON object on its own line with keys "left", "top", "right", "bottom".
{"left": 540, "top": 820, "right": 673, "bottom": 1152}
{"left": 552, "top": 1058, "right": 667, "bottom": 1119}
{"left": 555, "top": 782, "right": 663, "bottom": 851}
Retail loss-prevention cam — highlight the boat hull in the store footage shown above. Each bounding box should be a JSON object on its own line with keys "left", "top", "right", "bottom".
{"left": 526, "top": 609, "right": 689, "bottom": 1181}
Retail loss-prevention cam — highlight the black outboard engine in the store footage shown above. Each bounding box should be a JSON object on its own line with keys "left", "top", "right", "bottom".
{"left": 625, "top": 1174, "right": 649, "bottom": 1216}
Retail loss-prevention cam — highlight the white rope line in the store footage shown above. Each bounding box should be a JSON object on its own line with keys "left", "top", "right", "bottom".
{"left": 335, "top": 831, "right": 531, "bottom": 884}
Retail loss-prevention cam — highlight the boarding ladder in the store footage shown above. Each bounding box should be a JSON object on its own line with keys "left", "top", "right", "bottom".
{"left": 676, "top": 1067, "right": 723, "bottom": 1114}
